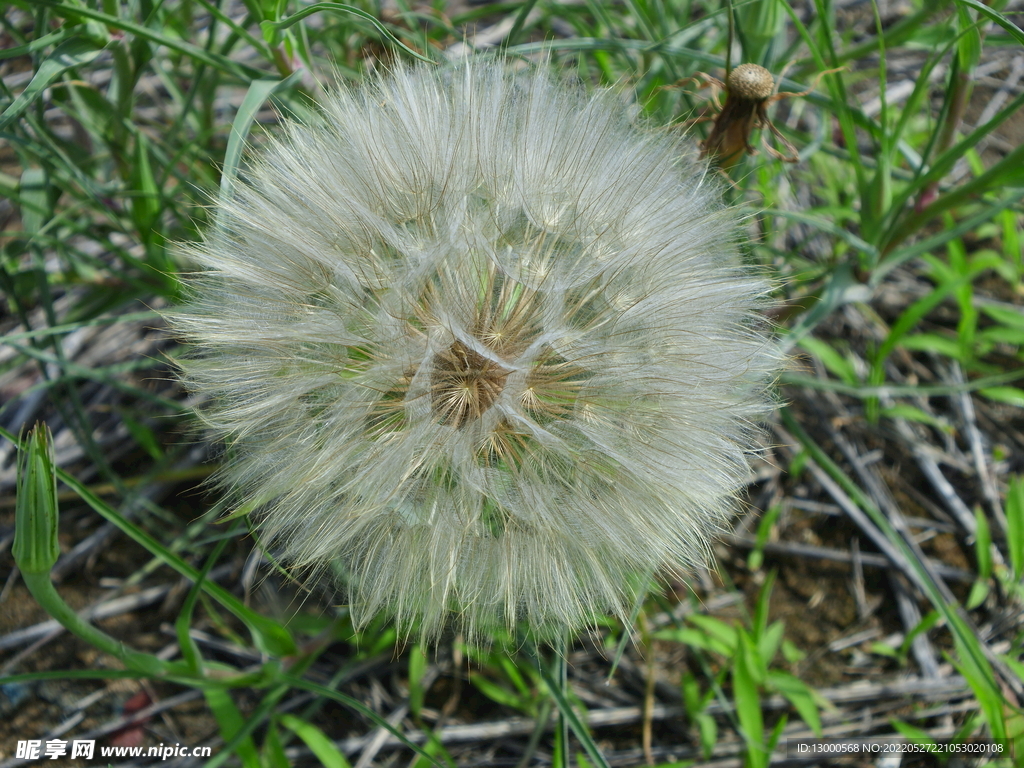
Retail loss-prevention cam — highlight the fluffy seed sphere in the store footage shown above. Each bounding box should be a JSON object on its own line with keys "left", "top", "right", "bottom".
{"left": 170, "top": 60, "right": 778, "bottom": 641}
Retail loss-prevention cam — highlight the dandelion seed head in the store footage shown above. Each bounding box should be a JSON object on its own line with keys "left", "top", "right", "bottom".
{"left": 170, "top": 60, "right": 780, "bottom": 642}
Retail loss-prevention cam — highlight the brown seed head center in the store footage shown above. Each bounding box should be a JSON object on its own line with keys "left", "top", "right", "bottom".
{"left": 432, "top": 340, "right": 510, "bottom": 427}
{"left": 727, "top": 63, "right": 775, "bottom": 101}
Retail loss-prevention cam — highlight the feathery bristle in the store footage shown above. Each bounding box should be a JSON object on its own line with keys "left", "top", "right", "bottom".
{"left": 168, "top": 60, "right": 780, "bottom": 642}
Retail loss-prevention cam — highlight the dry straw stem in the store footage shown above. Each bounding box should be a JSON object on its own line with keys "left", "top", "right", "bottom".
{"left": 168, "top": 59, "right": 780, "bottom": 642}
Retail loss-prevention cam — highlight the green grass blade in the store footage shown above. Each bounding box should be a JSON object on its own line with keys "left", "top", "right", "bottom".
{"left": 1006, "top": 477, "right": 1024, "bottom": 581}
{"left": 780, "top": 408, "right": 1019, "bottom": 706}
{"left": 956, "top": 0, "right": 1024, "bottom": 46}
{"left": 260, "top": 3, "right": 438, "bottom": 63}
{"left": 874, "top": 189, "right": 1024, "bottom": 282}
{"left": 0, "top": 37, "right": 105, "bottom": 131}
{"left": 221, "top": 73, "right": 305, "bottom": 200}
{"left": 280, "top": 675, "right": 441, "bottom": 766}
{"left": 535, "top": 659, "right": 610, "bottom": 768}
{"left": 779, "top": 367, "right": 1024, "bottom": 398}
{"left": 0, "top": 310, "right": 160, "bottom": 345}
{"left": 36, "top": 1, "right": 262, "bottom": 80}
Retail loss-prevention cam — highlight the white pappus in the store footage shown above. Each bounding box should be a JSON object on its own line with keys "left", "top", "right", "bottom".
{"left": 168, "top": 59, "right": 780, "bottom": 642}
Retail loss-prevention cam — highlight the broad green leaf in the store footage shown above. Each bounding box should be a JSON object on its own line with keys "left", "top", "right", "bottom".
{"left": 733, "top": 634, "right": 766, "bottom": 768}
{"left": 966, "top": 580, "right": 989, "bottom": 610}
{"left": 890, "top": 718, "right": 936, "bottom": 747}
{"left": 696, "top": 712, "right": 717, "bottom": 759}
{"left": 0, "top": 30, "right": 73, "bottom": 60}
{"left": 766, "top": 673, "right": 822, "bottom": 737}
{"left": 980, "top": 387, "right": 1024, "bottom": 408}
{"left": 408, "top": 731, "right": 454, "bottom": 768}
{"left": 654, "top": 627, "right": 732, "bottom": 656}
{"left": 738, "top": 628, "right": 767, "bottom": 687}
{"left": 781, "top": 640, "right": 806, "bottom": 663}
{"left": 469, "top": 675, "right": 530, "bottom": 712}
{"left": 1001, "top": 208, "right": 1022, "bottom": 277}
{"left": 408, "top": 644, "right": 429, "bottom": 718}
{"left": 979, "top": 304, "right": 1024, "bottom": 330}
{"left": 880, "top": 405, "right": 953, "bottom": 433}
{"left": 950, "top": 618, "right": 1005, "bottom": 741}
{"left": 870, "top": 642, "right": 901, "bottom": 660}
{"left": 770, "top": 671, "right": 823, "bottom": 741}
{"left": 798, "top": 337, "right": 859, "bottom": 385}
{"left": 878, "top": 275, "right": 966, "bottom": 360}
{"left": 875, "top": 190, "right": 1024, "bottom": 283}
{"left": 120, "top": 411, "right": 163, "bottom": 460}
{"left": 752, "top": 570, "right": 777, "bottom": 644}
{"left": 735, "top": 0, "right": 785, "bottom": 63}
{"left": 899, "top": 332, "right": 962, "bottom": 359}
{"left": 205, "top": 687, "right": 261, "bottom": 768}
{"left": 784, "top": 263, "right": 870, "bottom": 353}
{"left": 687, "top": 615, "right": 739, "bottom": 655}
{"left": 680, "top": 672, "right": 701, "bottom": 715}
{"left": 955, "top": 4, "right": 982, "bottom": 70}
{"left": 18, "top": 168, "right": 50, "bottom": 236}
{"left": 766, "top": 713, "right": 788, "bottom": 756}
{"left": 281, "top": 675, "right": 433, "bottom": 763}
{"left": 977, "top": 326, "right": 1024, "bottom": 345}
{"left": 498, "top": 655, "right": 533, "bottom": 698}
{"left": 757, "top": 622, "right": 785, "bottom": 670}
{"left": 130, "top": 133, "right": 161, "bottom": 237}
{"left": 279, "top": 714, "right": 352, "bottom": 768}
{"left": 1002, "top": 654, "right": 1024, "bottom": 684}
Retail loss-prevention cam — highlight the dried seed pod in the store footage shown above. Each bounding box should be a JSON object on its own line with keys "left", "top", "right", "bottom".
{"left": 703, "top": 64, "right": 790, "bottom": 170}
{"left": 677, "top": 64, "right": 838, "bottom": 172}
